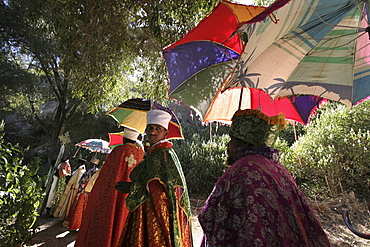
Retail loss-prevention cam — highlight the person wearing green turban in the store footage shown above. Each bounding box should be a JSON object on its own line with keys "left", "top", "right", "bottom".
{"left": 199, "top": 109, "right": 331, "bottom": 247}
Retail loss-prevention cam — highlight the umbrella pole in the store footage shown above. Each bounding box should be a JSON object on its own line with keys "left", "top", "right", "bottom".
{"left": 293, "top": 121, "right": 298, "bottom": 142}
{"left": 292, "top": 122, "right": 303, "bottom": 165}
{"left": 238, "top": 87, "right": 244, "bottom": 110}
{"left": 209, "top": 123, "right": 213, "bottom": 148}
{"left": 73, "top": 146, "right": 81, "bottom": 158}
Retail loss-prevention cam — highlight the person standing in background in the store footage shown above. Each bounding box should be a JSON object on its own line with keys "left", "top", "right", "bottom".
{"left": 45, "top": 154, "right": 71, "bottom": 216}
{"left": 63, "top": 162, "right": 101, "bottom": 230}
{"left": 59, "top": 154, "right": 72, "bottom": 184}
{"left": 75, "top": 128, "right": 144, "bottom": 247}
{"left": 53, "top": 158, "right": 86, "bottom": 221}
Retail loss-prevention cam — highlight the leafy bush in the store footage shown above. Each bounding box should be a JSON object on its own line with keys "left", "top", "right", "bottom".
{"left": 172, "top": 110, "right": 229, "bottom": 197}
{"left": 175, "top": 134, "right": 229, "bottom": 196}
{"left": 280, "top": 101, "right": 370, "bottom": 198}
{"left": 279, "top": 122, "right": 306, "bottom": 146}
{"left": 173, "top": 101, "right": 370, "bottom": 200}
{"left": 0, "top": 121, "right": 42, "bottom": 246}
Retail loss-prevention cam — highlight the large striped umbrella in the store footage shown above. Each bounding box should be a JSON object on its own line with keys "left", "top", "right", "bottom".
{"left": 225, "top": 0, "right": 370, "bottom": 107}
{"left": 162, "top": 0, "right": 328, "bottom": 125}
{"left": 162, "top": 0, "right": 289, "bottom": 119}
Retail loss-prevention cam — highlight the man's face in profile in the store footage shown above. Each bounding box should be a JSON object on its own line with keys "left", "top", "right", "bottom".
{"left": 145, "top": 124, "right": 168, "bottom": 144}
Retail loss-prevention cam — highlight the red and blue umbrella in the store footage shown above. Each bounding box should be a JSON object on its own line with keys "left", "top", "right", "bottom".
{"left": 204, "top": 87, "right": 325, "bottom": 125}
{"left": 162, "top": 1, "right": 269, "bottom": 116}
{"left": 162, "top": 0, "right": 296, "bottom": 123}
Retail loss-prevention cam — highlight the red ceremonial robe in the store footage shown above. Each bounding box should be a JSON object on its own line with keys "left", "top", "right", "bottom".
{"left": 75, "top": 143, "right": 144, "bottom": 247}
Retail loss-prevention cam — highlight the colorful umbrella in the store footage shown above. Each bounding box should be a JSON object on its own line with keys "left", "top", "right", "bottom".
{"left": 204, "top": 87, "right": 325, "bottom": 125}
{"left": 225, "top": 0, "right": 370, "bottom": 107}
{"left": 162, "top": 1, "right": 292, "bottom": 118}
{"left": 108, "top": 132, "right": 124, "bottom": 148}
{"left": 75, "top": 139, "right": 111, "bottom": 154}
{"left": 107, "top": 98, "right": 184, "bottom": 140}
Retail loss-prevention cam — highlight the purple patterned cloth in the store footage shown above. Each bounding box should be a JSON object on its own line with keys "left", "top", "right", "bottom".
{"left": 199, "top": 146, "right": 331, "bottom": 247}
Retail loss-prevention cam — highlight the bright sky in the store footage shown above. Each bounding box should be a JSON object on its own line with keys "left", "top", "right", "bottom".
{"left": 236, "top": 0, "right": 256, "bottom": 5}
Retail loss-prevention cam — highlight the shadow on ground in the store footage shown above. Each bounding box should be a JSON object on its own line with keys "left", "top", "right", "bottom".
{"left": 24, "top": 200, "right": 206, "bottom": 247}
{"left": 24, "top": 217, "right": 77, "bottom": 247}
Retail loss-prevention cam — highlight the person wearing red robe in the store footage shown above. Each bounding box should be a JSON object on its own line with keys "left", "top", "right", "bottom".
{"left": 75, "top": 128, "right": 144, "bottom": 247}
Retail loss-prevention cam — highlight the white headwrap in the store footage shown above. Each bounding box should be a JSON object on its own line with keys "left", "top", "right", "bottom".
{"left": 124, "top": 127, "right": 140, "bottom": 141}
{"left": 146, "top": 110, "right": 171, "bottom": 129}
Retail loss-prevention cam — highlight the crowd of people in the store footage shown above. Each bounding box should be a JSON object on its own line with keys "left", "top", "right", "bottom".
{"left": 44, "top": 107, "right": 332, "bottom": 247}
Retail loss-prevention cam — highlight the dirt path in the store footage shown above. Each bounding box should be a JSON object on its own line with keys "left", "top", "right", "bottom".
{"left": 24, "top": 216, "right": 204, "bottom": 247}
{"left": 24, "top": 196, "right": 370, "bottom": 247}
{"left": 25, "top": 198, "right": 206, "bottom": 247}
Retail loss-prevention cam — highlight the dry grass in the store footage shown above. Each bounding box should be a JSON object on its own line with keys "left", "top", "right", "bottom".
{"left": 190, "top": 192, "right": 370, "bottom": 246}
{"left": 310, "top": 192, "right": 370, "bottom": 246}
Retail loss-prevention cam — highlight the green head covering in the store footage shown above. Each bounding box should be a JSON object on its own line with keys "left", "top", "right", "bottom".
{"left": 229, "top": 109, "right": 285, "bottom": 147}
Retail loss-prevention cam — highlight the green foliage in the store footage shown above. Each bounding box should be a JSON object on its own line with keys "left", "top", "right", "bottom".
{"left": 20, "top": 0, "right": 219, "bottom": 109}
{"left": 0, "top": 121, "right": 42, "bottom": 246}
{"left": 256, "top": 0, "right": 276, "bottom": 6}
{"left": 175, "top": 134, "right": 229, "bottom": 196}
{"left": 172, "top": 106, "right": 229, "bottom": 196}
{"left": 279, "top": 122, "right": 306, "bottom": 146}
{"left": 280, "top": 101, "right": 370, "bottom": 198}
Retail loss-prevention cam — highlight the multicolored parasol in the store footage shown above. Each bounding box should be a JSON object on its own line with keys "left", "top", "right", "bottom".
{"left": 108, "top": 132, "right": 124, "bottom": 149}
{"left": 225, "top": 0, "right": 370, "bottom": 107}
{"left": 107, "top": 98, "right": 184, "bottom": 140}
{"left": 204, "top": 87, "right": 325, "bottom": 125}
{"left": 75, "top": 139, "right": 111, "bottom": 154}
{"left": 162, "top": 0, "right": 295, "bottom": 123}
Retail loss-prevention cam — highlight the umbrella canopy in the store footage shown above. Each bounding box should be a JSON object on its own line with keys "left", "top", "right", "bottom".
{"left": 76, "top": 139, "right": 111, "bottom": 154}
{"left": 162, "top": 0, "right": 294, "bottom": 122}
{"left": 225, "top": 0, "right": 370, "bottom": 107}
{"left": 162, "top": 1, "right": 290, "bottom": 117}
{"left": 108, "top": 132, "right": 124, "bottom": 148}
{"left": 204, "top": 87, "right": 325, "bottom": 125}
{"left": 107, "top": 98, "right": 184, "bottom": 140}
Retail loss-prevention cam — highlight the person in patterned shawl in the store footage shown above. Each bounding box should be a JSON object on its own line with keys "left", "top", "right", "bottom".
{"left": 75, "top": 128, "right": 144, "bottom": 247}
{"left": 53, "top": 158, "right": 86, "bottom": 221}
{"left": 199, "top": 109, "right": 331, "bottom": 247}
{"left": 118, "top": 109, "right": 193, "bottom": 247}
